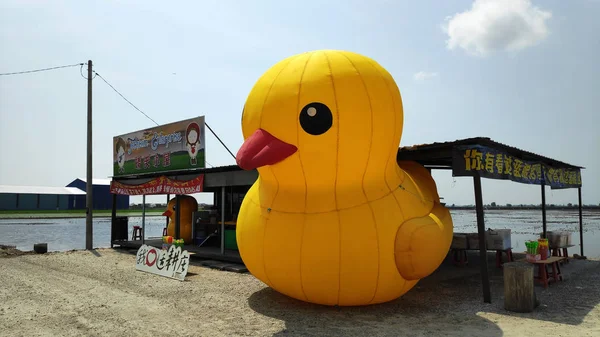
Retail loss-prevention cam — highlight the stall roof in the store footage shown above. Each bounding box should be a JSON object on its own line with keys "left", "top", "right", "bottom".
{"left": 111, "top": 164, "right": 244, "bottom": 181}
{"left": 112, "top": 137, "right": 584, "bottom": 182}
{"left": 0, "top": 185, "right": 86, "bottom": 195}
{"left": 397, "top": 137, "right": 584, "bottom": 170}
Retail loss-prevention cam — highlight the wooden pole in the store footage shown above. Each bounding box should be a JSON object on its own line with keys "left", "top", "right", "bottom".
{"left": 110, "top": 193, "right": 116, "bottom": 248}
{"left": 578, "top": 187, "right": 584, "bottom": 256}
{"left": 504, "top": 261, "right": 538, "bottom": 312}
{"left": 473, "top": 174, "right": 491, "bottom": 303}
{"left": 85, "top": 60, "right": 93, "bottom": 250}
{"left": 142, "top": 194, "right": 146, "bottom": 245}
{"left": 221, "top": 186, "right": 225, "bottom": 255}
{"left": 541, "top": 180, "right": 547, "bottom": 238}
{"left": 166, "top": 193, "right": 170, "bottom": 228}
{"left": 175, "top": 195, "right": 181, "bottom": 239}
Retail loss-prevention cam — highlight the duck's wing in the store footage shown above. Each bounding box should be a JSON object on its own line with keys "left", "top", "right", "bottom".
{"left": 393, "top": 160, "right": 454, "bottom": 280}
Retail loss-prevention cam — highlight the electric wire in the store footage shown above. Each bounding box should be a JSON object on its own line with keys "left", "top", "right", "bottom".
{"left": 1, "top": 61, "right": 229, "bottom": 168}
{"left": 93, "top": 71, "right": 220, "bottom": 168}
{"left": 0, "top": 63, "right": 83, "bottom": 76}
{"left": 94, "top": 72, "right": 161, "bottom": 127}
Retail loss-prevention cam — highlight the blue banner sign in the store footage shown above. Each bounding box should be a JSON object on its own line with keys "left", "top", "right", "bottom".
{"left": 452, "top": 145, "right": 582, "bottom": 189}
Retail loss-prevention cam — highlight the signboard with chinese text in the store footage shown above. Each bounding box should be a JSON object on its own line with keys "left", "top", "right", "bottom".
{"left": 452, "top": 145, "right": 582, "bottom": 189}
{"left": 135, "top": 244, "right": 190, "bottom": 281}
{"left": 110, "top": 175, "right": 204, "bottom": 195}
{"left": 113, "top": 116, "right": 205, "bottom": 177}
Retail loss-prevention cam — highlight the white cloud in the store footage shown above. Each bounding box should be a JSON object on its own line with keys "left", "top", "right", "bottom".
{"left": 442, "top": 0, "right": 552, "bottom": 56}
{"left": 414, "top": 71, "right": 439, "bottom": 81}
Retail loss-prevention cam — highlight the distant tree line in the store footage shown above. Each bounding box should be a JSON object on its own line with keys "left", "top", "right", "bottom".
{"left": 446, "top": 202, "right": 600, "bottom": 210}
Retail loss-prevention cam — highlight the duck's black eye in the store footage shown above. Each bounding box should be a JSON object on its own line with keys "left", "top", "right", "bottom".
{"left": 299, "top": 102, "right": 333, "bottom": 136}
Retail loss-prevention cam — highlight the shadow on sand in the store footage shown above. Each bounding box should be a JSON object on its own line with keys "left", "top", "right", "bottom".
{"left": 248, "top": 252, "right": 600, "bottom": 336}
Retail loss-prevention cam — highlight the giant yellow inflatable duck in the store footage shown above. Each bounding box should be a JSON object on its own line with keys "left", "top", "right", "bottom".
{"left": 162, "top": 195, "right": 198, "bottom": 244}
{"left": 235, "top": 50, "right": 453, "bottom": 306}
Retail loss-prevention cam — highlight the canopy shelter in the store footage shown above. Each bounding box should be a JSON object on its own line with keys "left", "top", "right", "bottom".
{"left": 109, "top": 165, "right": 257, "bottom": 261}
{"left": 397, "top": 137, "right": 584, "bottom": 304}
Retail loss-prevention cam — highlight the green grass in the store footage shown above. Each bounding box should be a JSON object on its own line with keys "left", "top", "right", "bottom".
{"left": 0, "top": 209, "right": 163, "bottom": 215}
{"left": 0, "top": 209, "right": 165, "bottom": 219}
{"left": 113, "top": 150, "right": 205, "bottom": 176}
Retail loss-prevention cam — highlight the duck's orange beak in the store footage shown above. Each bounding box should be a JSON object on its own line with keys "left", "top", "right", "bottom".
{"left": 162, "top": 210, "right": 173, "bottom": 217}
{"left": 236, "top": 129, "right": 297, "bottom": 170}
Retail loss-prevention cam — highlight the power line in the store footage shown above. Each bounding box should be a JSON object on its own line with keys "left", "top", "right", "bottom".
{"left": 205, "top": 123, "right": 237, "bottom": 161}
{"left": 94, "top": 72, "right": 161, "bottom": 126}
{"left": 94, "top": 70, "right": 231, "bottom": 167}
{"left": 0, "top": 63, "right": 83, "bottom": 76}
{"left": 0, "top": 62, "right": 220, "bottom": 168}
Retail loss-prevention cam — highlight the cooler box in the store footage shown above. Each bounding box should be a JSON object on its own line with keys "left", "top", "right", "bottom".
{"left": 486, "top": 229, "right": 511, "bottom": 250}
{"left": 451, "top": 233, "right": 469, "bottom": 249}
{"left": 545, "top": 231, "right": 572, "bottom": 248}
{"left": 467, "top": 233, "right": 483, "bottom": 250}
{"left": 224, "top": 225, "right": 238, "bottom": 250}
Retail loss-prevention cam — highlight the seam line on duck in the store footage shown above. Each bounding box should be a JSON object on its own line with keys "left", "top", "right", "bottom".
{"left": 337, "top": 50, "right": 380, "bottom": 304}
{"left": 323, "top": 51, "right": 342, "bottom": 305}
{"left": 361, "top": 57, "right": 413, "bottom": 300}
{"left": 258, "top": 56, "right": 295, "bottom": 290}
{"left": 295, "top": 52, "right": 314, "bottom": 303}
{"left": 363, "top": 57, "right": 407, "bottom": 195}
{"left": 248, "top": 183, "right": 437, "bottom": 215}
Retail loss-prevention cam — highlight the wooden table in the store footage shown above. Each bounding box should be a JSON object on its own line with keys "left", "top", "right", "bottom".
{"left": 550, "top": 245, "right": 575, "bottom": 264}
{"left": 450, "top": 248, "right": 513, "bottom": 268}
{"left": 519, "top": 256, "right": 565, "bottom": 288}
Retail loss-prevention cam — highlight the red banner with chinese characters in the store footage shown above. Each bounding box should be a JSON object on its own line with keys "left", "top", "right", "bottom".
{"left": 110, "top": 175, "right": 204, "bottom": 195}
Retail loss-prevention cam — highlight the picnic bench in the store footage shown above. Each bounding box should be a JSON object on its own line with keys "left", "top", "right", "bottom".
{"left": 519, "top": 256, "right": 565, "bottom": 288}
{"left": 450, "top": 247, "right": 513, "bottom": 268}
{"left": 550, "top": 245, "right": 575, "bottom": 264}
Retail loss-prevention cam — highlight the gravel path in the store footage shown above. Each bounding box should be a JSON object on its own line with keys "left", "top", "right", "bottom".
{"left": 1, "top": 248, "right": 599, "bottom": 336}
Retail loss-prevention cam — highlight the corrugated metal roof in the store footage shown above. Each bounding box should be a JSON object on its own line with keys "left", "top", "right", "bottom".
{"left": 110, "top": 165, "right": 244, "bottom": 181}
{"left": 398, "top": 137, "right": 584, "bottom": 169}
{"left": 74, "top": 178, "right": 112, "bottom": 185}
{"left": 111, "top": 137, "right": 584, "bottom": 182}
{"left": 0, "top": 185, "right": 86, "bottom": 195}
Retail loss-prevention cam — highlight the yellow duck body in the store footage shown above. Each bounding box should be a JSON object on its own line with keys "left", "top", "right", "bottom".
{"left": 163, "top": 195, "right": 198, "bottom": 244}
{"left": 235, "top": 50, "right": 453, "bottom": 306}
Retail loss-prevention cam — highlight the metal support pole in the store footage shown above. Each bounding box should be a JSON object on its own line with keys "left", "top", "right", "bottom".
{"left": 142, "top": 194, "right": 146, "bottom": 245}
{"left": 473, "top": 174, "right": 491, "bottom": 304}
{"left": 578, "top": 187, "right": 584, "bottom": 256}
{"left": 221, "top": 186, "right": 225, "bottom": 255}
{"left": 175, "top": 195, "right": 181, "bottom": 240}
{"left": 85, "top": 60, "right": 93, "bottom": 250}
{"left": 110, "top": 193, "right": 117, "bottom": 248}
{"left": 166, "top": 194, "right": 170, "bottom": 229}
{"left": 541, "top": 181, "right": 547, "bottom": 239}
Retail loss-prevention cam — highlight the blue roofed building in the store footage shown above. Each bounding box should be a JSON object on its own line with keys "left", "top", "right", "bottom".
{"left": 0, "top": 185, "right": 85, "bottom": 211}
{"left": 0, "top": 178, "right": 130, "bottom": 211}
{"left": 66, "top": 178, "right": 129, "bottom": 210}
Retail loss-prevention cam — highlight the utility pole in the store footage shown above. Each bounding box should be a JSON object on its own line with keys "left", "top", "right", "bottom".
{"left": 86, "top": 60, "right": 93, "bottom": 250}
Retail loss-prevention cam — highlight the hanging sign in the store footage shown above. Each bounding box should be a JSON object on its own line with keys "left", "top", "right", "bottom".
{"left": 452, "top": 145, "right": 582, "bottom": 189}
{"left": 113, "top": 116, "right": 206, "bottom": 177}
{"left": 110, "top": 175, "right": 204, "bottom": 195}
{"left": 135, "top": 244, "right": 191, "bottom": 281}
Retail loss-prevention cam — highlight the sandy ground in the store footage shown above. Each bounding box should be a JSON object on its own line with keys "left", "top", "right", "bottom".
{"left": 1, "top": 248, "right": 599, "bottom": 337}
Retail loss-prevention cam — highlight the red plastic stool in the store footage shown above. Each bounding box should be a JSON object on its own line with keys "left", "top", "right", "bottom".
{"left": 132, "top": 226, "right": 143, "bottom": 240}
{"left": 495, "top": 248, "right": 513, "bottom": 268}
{"left": 452, "top": 249, "right": 468, "bottom": 267}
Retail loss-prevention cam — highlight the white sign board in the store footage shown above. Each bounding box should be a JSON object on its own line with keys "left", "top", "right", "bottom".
{"left": 135, "top": 244, "right": 190, "bottom": 281}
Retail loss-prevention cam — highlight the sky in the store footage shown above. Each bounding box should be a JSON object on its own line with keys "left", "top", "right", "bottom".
{"left": 1, "top": 0, "right": 599, "bottom": 207}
